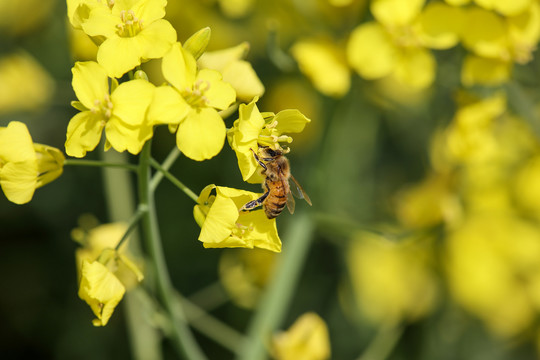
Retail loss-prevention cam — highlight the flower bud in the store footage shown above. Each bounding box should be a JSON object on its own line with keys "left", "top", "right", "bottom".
{"left": 184, "top": 27, "right": 211, "bottom": 60}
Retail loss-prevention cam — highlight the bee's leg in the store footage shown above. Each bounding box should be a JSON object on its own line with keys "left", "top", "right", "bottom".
{"left": 250, "top": 148, "right": 267, "bottom": 170}
{"left": 240, "top": 191, "right": 269, "bottom": 212}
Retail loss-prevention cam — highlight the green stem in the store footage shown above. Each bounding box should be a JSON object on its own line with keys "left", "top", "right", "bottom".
{"left": 356, "top": 324, "right": 403, "bottom": 360}
{"left": 138, "top": 141, "right": 207, "bottom": 360}
{"left": 64, "top": 158, "right": 138, "bottom": 171}
{"left": 235, "top": 213, "right": 314, "bottom": 360}
{"left": 150, "top": 147, "right": 182, "bottom": 192}
{"left": 149, "top": 157, "right": 199, "bottom": 203}
{"left": 114, "top": 204, "right": 148, "bottom": 251}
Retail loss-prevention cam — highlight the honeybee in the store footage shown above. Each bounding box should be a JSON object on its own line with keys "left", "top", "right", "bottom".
{"left": 240, "top": 146, "right": 312, "bottom": 219}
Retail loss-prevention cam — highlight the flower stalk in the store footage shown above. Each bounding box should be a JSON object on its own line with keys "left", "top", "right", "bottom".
{"left": 138, "top": 141, "right": 207, "bottom": 360}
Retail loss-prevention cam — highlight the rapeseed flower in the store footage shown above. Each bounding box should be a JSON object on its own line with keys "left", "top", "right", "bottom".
{"left": 460, "top": 3, "right": 540, "bottom": 86}
{"left": 445, "top": 0, "right": 532, "bottom": 16}
{"left": 347, "top": 232, "right": 438, "bottom": 325}
{"left": 347, "top": 0, "right": 462, "bottom": 89}
{"left": 0, "top": 122, "right": 64, "bottom": 204}
{"left": 271, "top": 312, "right": 331, "bottom": 360}
{"left": 74, "top": 221, "right": 144, "bottom": 326}
{"left": 160, "top": 43, "right": 236, "bottom": 160}
{"left": 291, "top": 39, "right": 350, "bottom": 97}
{"left": 76, "top": 0, "right": 177, "bottom": 78}
{"left": 198, "top": 42, "right": 264, "bottom": 102}
{"left": 193, "top": 185, "right": 281, "bottom": 252}
{"left": 65, "top": 61, "right": 156, "bottom": 157}
{"left": 227, "top": 98, "right": 310, "bottom": 182}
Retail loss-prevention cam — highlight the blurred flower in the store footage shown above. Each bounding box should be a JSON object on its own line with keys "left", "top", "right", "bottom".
{"left": 347, "top": 0, "right": 462, "bottom": 89}
{"left": 74, "top": 221, "right": 144, "bottom": 326}
{"left": 446, "top": 215, "right": 540, "bottom": 337}
{"left": 76, "top": 0, "right": 177, "bottom": 78}
{"left": 291, "top": 39, "right": 350, "bottom": 97}
{"left": 347, "top": 232, "right": 438, "bottom": 325}
{"left": 0, "top": 51, "right": 55, "bottom": 115}
{"left": 271, "top": 312, "right": 331, "bottom": 360}
{"left": 78, "top": 259, "right": 126, "bottom": 326}
{"left": 74, "top": 221, "right": 144, "bottom": 290}
{"left": 227, "top": 98, "right": 310, "bottom": 182}
{"left": 198, "top": 42, "right": 265, "bottom": 102}
{"left": 67, "top": 25, "right": 99, "bottom": 61}
{"left": 193, "top": 185, "right": 281, "bottom": 252}
{"left": 217, "top": 0, "right": 255, "bottom": 19}
{"left": 460, "top": 3, "right": 540, "bottom": 86}
{"left": 0, "top": 0, "right": 55, "bottom": 36}
{"left": 0, "top": 121, "right": 64, "bottom": 204}
{"left": 65, "top": 61, "right": 156, "bottom": 157}
{"left": 161, "top": 43, "right": 236, "bottom": 161}
{"left": 218, "top": 248, "right": 278, "bottom": 308}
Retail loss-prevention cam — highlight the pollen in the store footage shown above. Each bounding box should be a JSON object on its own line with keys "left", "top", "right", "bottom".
{"left": 116, "top": 10, "right": 144, "bottom": 37}
{"left": 183, "top": 80, "right": 211, "bottom": 108}
{"left": 91, "top": 94, "right": 114, "bottom": 120}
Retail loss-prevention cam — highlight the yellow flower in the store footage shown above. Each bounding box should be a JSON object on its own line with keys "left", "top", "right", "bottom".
{"left": 78, "top": 259, "right": 126, "bottom": 326}
{"left": 65, "top": 61, "right": 156, "bottom": 157}
{"left": 198, "top": 42, "right": 265, "bottom": 102}
{"left": 0, "top": 121, "right": 64, "bottom": 204}
{"left": 227, "top": 98, "right": 310, "bottom": 182}
{"left": 194, "top": 185, "right": 281, "bottom": 252}
{"left": 78, "top": 0, "right": 177, "bottom": 78}
{"left": 347, "top": 0, "right": 462, "bottom": 89}
{"left": 347, "top": 232, "right": 438, "bottom": 325}
{"left": 218, "top": 248, "right": 278, "bottom": 308}
{"left": 290, "top": 39, "right": 350, "bottom": 97}
{"left": 0, "top": 0, "right": 55, "bottom": 36}
{"left": 0, "top": 51, "right": 55, "bottom": 115}
{"left": 271, "top": 312, "right": 331, "bottom": 360}
{"left": 160, "top": 43, "right": 236, "bottom": 161}
{"left": 446, "top": 215, "right": 540, "bottom": 337}
{"left": 74, "top": 221, "right": 144, "bottom": 290}
{"left": 459, "top": 3, "right": 540, "bottom": 85}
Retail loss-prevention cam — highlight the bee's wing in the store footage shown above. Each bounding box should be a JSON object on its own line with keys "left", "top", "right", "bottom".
{"left": 289, "top": 174, "right": 312, "bottom": 206}
{"left": 287, "top": 190, "right": 296, "bottom": 214}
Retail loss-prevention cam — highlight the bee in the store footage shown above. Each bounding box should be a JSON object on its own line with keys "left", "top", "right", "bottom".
{"left": 240, "top": 146, "right": 312, "bottom": 219}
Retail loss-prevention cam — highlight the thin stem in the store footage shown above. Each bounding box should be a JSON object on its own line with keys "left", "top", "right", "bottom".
{"left": 115, "top": 204, "right": 148, "bottom": 251}
{"left": 149, "top": 157, "right": 199, "bottom": 203}
{"left": 150, "top": 146, "right": 181, "bottom": 192}
{"left": 138, "top": 141, "right": 207, "bottom": 360}
{"left": 174, "top": 293, "right": 246, "bottom": 353}
{"left": 64, "top": 158, "right": 138, "bottom": 171}
{"left": 356, "top": 324, "right": 403, "bottom": 360}
{"left": 235, "top": 213, "right": 314, "bottom": 360}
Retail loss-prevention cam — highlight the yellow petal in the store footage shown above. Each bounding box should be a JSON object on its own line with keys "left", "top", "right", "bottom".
{"left": 0, "top": 160, "right": 37, "bottom": 204}
{"left": 198, "top": 192, "right": 238, "bottom": 244}
{"left": 274, "top": 109, "right": 311, "bottom": 134}
{"left": 461, "top": 55, "right": 511, "bottom": 86}
{"left": 394, "top": 48, "right": 435, "bottom": 89}
{"left": 71, "top": 61, "right": 109, "bottom": 110}
{"left": 371, "top": 0, "right": 426, "bottom": 27}
{"left": 97, "top": 36, "right": 141, "bottom": 78}
{"left": 461, "top": 7, "right": 509, "bottom": 59}
{"left": 272, "top": 313, "right": 331, "bottom": 360}
{"left": 137, "top": 19, "right": 177, "bottom": 59}
{"left": 34, "top": 143, "right": 65, "bottom": 188}
{"left": 195, "top": 69, "right": 236, "bottom": 110}
{"left": 176, "top": 108, "right": 226, "bottom": 161}
{"left": 198, "top": 42, "right": 250, "bottom": 71}
{"left": 105, "top": 118, "right": 154, "bottom": 155}
{"left": 0, "top": 121, "right": 35, "bottom": 163}
{"left": 110, "top": 79, "right": 154, "bottom": 126}
{"left": 129, "top": 0, "right": 167, "bottom": 24}
{"left": 147, "top": 85, "right": 189, "bottom": 125}
{"left": 291, "top": 40, "right": 350, "bottom": 97}
{"left": 507, "top": 2, "right": 540, "bottom": 64}
{"left": 474, "top": 0, "right": 532, "bottom": 16}
{"left": 78, "top": 260, "right": 126, "bottom": 326}
{"left": 162, "top": 43, "right": 197, "bottom": 92}
{"left": 416, "top": 2, "right": 463, "bottom": 49}
{"left": 65, "top": 111, "right": 105, "bottom": 158}
{"left": 221, "top": 60, "right": 265, "bottom": 102}
{"left": 347, "top": 22, "right": 397, "bottom": 80}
